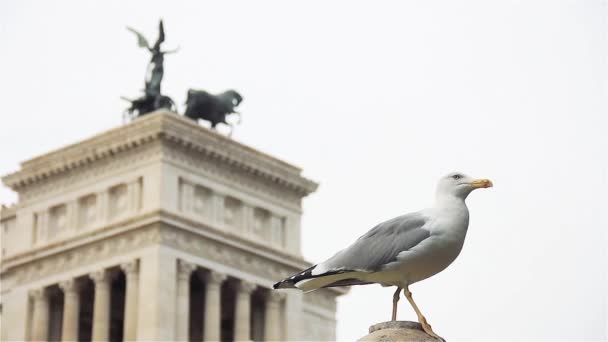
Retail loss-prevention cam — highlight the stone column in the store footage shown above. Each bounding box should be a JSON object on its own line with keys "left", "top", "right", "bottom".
{"left": 89, "top": 269, "right": 110, "bottom": 341}
{"left": 121, "top": 260, "right": 139, "bottom": 342}
{"left": 234, "top": 280, "right": 257, "bottom": 342}
{"left": 30, "top": 288, "right": 49, "bottom": 341}
{"left": 203, "top": 270, "right": 227, "bottom": 342}
{"left": 176, "top": 260, "right": 197, "bottom": 342}
{"left": 264, "top": 291, "right": 285, "bottom": 341}
{"left": 59, "top": 279, "right": 80, "bottom": 342}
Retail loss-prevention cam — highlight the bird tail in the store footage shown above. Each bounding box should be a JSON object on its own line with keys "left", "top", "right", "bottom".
{"left": 273, "top": 265, "right": 368, "bottom": 292}
{"left": 273, "top": 265, "right": 315, "bottom": 290}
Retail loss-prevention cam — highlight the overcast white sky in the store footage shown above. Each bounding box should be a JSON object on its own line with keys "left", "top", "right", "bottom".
{"left": 1, "top": 1, "right": 607, "bottom": 341}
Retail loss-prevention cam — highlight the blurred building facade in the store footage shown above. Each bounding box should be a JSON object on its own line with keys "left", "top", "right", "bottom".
{"left": 0, "top": 111, "right": 344, "bottom": 341}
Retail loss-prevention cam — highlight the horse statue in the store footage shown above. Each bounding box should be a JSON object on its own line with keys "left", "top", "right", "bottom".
{"left": 184, "top": 89, "right": 243, "bottom": 135}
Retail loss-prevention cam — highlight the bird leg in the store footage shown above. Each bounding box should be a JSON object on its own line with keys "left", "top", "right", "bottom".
{"left": 391, "top": 287, "right": 402, "bottom": 321}
{"left": 403, "top": 287, "right": 445, "bottom": 341}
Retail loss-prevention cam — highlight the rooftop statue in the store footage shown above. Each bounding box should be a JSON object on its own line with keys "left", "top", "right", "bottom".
{"left": 184, "top": 89, "right": 243, "bottom": 136}
{"left": 123, "top": 20, "right": 244, "bottom": 135}
{"left": 122, "top": 20, "right": 177, "bottom": 118}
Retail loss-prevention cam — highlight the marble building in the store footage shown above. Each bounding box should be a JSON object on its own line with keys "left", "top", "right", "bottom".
{"left": 0, "top": 111, "right": 345, "bottom": 341}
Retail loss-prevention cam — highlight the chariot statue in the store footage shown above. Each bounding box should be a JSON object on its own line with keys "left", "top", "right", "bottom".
{"left": 123, "top": 20, "right": 244, "bottom": 135}
{"left": 122, "top": 20, "right": 177, "bottom": 118}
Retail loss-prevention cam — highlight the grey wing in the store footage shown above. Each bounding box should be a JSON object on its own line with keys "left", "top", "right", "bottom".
{"left": 318, "top": 212, "right": 430, "bottom": 273}
{"left": 126, "top": 27, "right": 150, "bottom": 49}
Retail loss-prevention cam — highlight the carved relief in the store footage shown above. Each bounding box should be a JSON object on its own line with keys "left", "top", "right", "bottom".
{"left": 108, "top": 184, "right": 128, "bottom": 220}
{"left": 8, "top": 225, "right": 160, "bottom": 285}
{"left": 48, "top": 204, "right": 67, "bottom": 239}
{"left": 180, "top": 179, "right": 214, "bottom": 220}
{"left": 158, "top": 226, "right": 297, "bottom": 283}
{"left": 252, "top": 208, "right": 270, "bottom": 240}
{"left": 193, "top": 185, "right": 211, "bottom": 217}
{"left": 223, "top": 196, "right": 243, "bottom": 230}
{"left": 179, "top": 179, "right": 194, "bottom": 214}
{"left": 78, "top": 194, "right": 97, "bottom": 228}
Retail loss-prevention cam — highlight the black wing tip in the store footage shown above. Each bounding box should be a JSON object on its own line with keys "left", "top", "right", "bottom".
{"left": 273, "top": 265, "right": 317, "bottom": 290}
{"left": 273, "top": 279, "right": 296, "bottom": 289}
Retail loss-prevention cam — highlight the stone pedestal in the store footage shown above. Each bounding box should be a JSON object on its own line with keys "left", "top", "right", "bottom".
{"left": 358, "top": 321, "right": 439, "bottom": 342}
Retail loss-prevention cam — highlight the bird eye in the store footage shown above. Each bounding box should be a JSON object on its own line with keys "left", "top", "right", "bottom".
{"left": 452, "top": 174, "right": 462, "bottom": 180}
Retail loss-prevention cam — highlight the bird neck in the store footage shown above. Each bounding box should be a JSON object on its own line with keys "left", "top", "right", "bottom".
{"left": 434, "top": 194, "right": 467, "bottom": 212}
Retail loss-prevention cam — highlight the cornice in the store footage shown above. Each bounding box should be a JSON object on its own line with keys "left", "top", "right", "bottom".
{"left": 0, "top": 204, "right": 17, "bottom": 220}
{"left": 2, "top": 111, "right": 318, "bottom": 198}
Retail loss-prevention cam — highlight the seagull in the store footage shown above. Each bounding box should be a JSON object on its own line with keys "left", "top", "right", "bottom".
{"left": 273, "top": 172, "right": 493, "bottom": 340}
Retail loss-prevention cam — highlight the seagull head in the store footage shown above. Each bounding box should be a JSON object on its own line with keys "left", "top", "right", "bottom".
{"left": 436, "top": 172, "right": 493, "bottom": 200}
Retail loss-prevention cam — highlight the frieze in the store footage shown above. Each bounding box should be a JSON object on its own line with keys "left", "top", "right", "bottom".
{"left": 158, "top": 225, "right": 297, "bottom": 283}
{"left": 3, "top": 225, "right": 160, "bottom": 285}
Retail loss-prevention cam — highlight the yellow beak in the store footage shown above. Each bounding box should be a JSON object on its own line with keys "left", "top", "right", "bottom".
{"left": 469, "top": 179, "right": 493, "bottom": 188}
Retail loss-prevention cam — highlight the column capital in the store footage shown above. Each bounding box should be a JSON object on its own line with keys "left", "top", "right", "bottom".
{"left": 204, "top": 270, "right": 227, "bottom": 285}
{"left": 29, "top": 288, "right": 47, "bottom": 300}
{"left": 120, "top": 260, "right": 139, "bottom": 275}
{"left": 267, "top": 290, "right": 286, "bottom": 303}
{"left": 89, "top": 269, "right": 109, "bottom": 283}
{"left": 237, "top": 280, "right": 257, "bottom": 294}
{"left": 177, "top": 260, "right": 197, "bottom": 280}
{"left": 59, "top": 279, "right": 80, "bottom": 293}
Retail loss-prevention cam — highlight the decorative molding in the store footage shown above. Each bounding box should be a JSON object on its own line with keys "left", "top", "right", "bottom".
{"left": 159, "top": 225, "right": 292, "bottom": 284}
{"left": 59, "top": 278, "right": 79, "bottom": 293}
{"left": 177, "top": 260, "right": 197, "bottom": 280}
{"left": 204, "top": 270, "right": 227, "bottom": 285}
{"left": 89, "top": 269, "right": 109, "bottom": 284}
{"left": 5, "top": 225, "right": 159, "bottom": 285}
{"left": 237, "top": 280, "right": 257, "bottom": 294}
{"left": 29, "top": 287, "right": 47, "bottom": 300}
{"left": 167, "top": 145, "right": 305, "bottom": 206}
{"left": 2, "top": 111, "right": 318, "bottom": 202}
{"left": 0, "top": 204, "right": 17, "bottom": 220}
{"left": 1, "top": 210, "right": 346, "bottom": 296}
{"left": 13, "top": 141, "right": 161, "bottom": 204}
{"left": 120, "top": 260, "right": 139, "bottom": 276}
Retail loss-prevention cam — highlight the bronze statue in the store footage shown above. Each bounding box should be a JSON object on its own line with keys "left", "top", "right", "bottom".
{"left": 123, "top": 20, "right": 245, "bottom": 135}
{"left": 123, "top": 20, "right": 177, "bottom": 118}
{"left": 184, "top": 89, "right": 243, "bottom": 135}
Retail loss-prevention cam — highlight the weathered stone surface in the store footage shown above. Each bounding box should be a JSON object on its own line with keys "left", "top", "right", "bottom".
{"left": 358, "top": 321, "right": 439, "bottom": 342}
